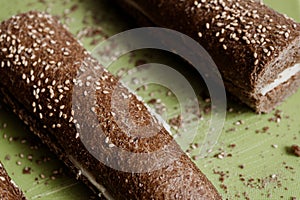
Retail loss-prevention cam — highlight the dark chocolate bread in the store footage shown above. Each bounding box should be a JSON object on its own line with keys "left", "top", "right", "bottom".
{"left": 115, "top": 0, "right": 300, "bottom": 113}
{"left": 0, "top": 11, "right": 221, "bottom": 199}
{"left": 0, "top": 162, "right": 26, "bottom": 200}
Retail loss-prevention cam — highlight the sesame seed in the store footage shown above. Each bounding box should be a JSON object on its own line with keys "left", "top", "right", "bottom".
{"left": 222, "top": 44, "right": 227, "bottom": 50}
{"left": 254, "top": 59, "right": 259, "bottom": 65}
{"left": 284, "top": 32, "right": 289, "bottom": 38}
{"left": 198, "top": 32, "right": 203, "bottom": 38}
{"left": 254, "top": 52, "right": 257, "bottom": 58}
{"left": 216, "top": 22, "right": 223, "bottom": 27}
{"left": 69, "top": 116, "right": 73, "bottom": 123}
{"left": 206, "top": 23, "right": 210, "bottom": 29}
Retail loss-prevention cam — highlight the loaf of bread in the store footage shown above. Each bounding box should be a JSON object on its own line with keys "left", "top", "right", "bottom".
{"left": 0, "top": 11, "right": 221, "bottom": 199}
{"left": 116, "top": 0, "right": 300, "bottom": 113}
{"left": 0, "top": 162, "right": 26, "bottom": 200}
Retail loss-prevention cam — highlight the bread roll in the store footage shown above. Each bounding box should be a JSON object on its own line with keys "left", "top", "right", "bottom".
{"left": 116, "top": 0, "right": 300, "bottom": 113}
{"left": 0, "top": 11, "right": 221, "bottom": 199}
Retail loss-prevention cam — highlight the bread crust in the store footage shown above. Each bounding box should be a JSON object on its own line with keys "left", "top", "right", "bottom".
{"left": 0, "top": 162, "right": 26, "bottom": 200}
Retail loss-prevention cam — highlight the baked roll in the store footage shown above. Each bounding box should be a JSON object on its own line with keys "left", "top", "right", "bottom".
{"left": 0, "top": 11, "right": 221, "bottom": 199}
{"left": 116, "top": 0, "right": 300, "bottom": 113}
{"left": 0, "top": 162, "right": 26, "bottom": 200}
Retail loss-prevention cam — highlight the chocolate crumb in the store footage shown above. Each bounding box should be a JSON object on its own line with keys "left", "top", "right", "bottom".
{"left": 22, "top": 167, "right": 31, "bottom": 174}
{"left": 168, "top": 115, "right": 182, "bottom": 128}
{"left": 291, "top": 145, "right": 300, "bottom": 157}
{"left": 4, "top": 154, "right": 11, "bottom": 161}
{"left": 238, "top": 164, "right": 245, "bottom": 169}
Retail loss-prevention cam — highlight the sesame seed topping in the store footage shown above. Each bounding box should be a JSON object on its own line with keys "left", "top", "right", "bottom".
{"left": 253, "top": 52, "right": 257, "bottom": 58}
{"left": 284, "top": 32, "right": 289, "bottom": 38}
{"left": 206, "top": 23, "right": 210, "bottom": 29}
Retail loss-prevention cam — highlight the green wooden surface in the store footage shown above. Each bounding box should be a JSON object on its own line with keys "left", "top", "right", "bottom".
{"left": 0, "top": 0, "right": 299, "bottom": 199}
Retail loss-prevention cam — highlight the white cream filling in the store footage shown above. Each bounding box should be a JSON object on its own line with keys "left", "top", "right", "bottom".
{"left": 260, "top": 63, "right": 300, "bottom": 96}
{"left": 69, "top": 156, "right": 114, "bottom": 200}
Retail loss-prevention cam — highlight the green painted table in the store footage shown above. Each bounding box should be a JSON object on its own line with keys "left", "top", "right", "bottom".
{"left": 0, "top": 0, "right": 299, "bottom": 199}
